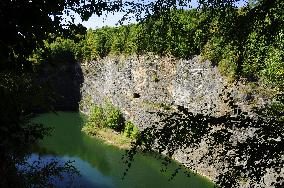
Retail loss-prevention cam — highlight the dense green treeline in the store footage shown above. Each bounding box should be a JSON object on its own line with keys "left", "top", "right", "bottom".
{"left": 37, "top": 1, "right": 283, "bottom": 91}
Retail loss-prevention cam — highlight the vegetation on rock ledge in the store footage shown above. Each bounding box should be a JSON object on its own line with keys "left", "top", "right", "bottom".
{"left": 82, "top": 102, "right": 140, "bottom": 148}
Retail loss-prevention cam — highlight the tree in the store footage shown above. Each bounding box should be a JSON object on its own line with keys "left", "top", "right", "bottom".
{"left": 0, "top": 0, "right": 121, "bottom": 186}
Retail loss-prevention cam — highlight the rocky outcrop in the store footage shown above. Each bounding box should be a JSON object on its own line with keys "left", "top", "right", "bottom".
{"left": 80, "top": 54, "right": 267, "bottom": 123}
{"left": 79, "top": 54, "right": 276, "bottom": 187}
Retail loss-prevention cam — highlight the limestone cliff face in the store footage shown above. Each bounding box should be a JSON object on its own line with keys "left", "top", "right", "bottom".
{"left": 80, "top": 54, "right": 266, "bottom": 127}
{"left": 79, "top": 54, "right": 274, "bottom": 187}
{"left": 80, "top": 55, "right": 226, "bottom": 128}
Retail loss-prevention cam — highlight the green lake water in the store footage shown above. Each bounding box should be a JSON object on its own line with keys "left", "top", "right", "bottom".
{"left": 31, "top": 112, "right": 214, "bottom": 188}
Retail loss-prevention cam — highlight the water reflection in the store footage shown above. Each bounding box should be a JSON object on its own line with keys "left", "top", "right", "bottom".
{"left": 31, "top": 112, "right": 213, "bottom": 188}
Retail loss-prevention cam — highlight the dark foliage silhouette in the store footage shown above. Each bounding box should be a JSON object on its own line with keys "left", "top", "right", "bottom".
{"left": 123, "top": 88, "right": 284, "bottom": 187}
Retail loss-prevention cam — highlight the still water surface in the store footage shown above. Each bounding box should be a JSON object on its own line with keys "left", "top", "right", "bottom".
{"left": 31, "top": 112, "right": 214, "bottom": 188}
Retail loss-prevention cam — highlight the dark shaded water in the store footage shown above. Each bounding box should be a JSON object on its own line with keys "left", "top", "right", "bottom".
{"left": 31, "top": 112, "right": 214, "bottom": 188}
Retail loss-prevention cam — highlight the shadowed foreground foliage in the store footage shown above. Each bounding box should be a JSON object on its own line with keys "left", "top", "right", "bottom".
{"left": 0, "top": 0, "right": 122, "bottom": 186}
{"left": 123, "top": 92, "right": 284, "bottom": 187}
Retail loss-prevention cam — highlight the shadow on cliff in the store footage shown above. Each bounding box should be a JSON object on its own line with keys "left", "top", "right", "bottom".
{"left": 123, "top": 91, "right": 284, "bottom": 188}
{"left": 35, "top": 49, "right": 84, "bottom": 112}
